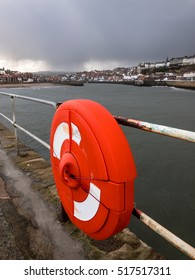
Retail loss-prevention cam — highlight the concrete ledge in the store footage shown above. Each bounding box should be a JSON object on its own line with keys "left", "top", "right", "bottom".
{"left": 166, "top": 80, "right": 195, "bottom": 89}
{"left": 0, "top": 122, "right": 165, "bottom": 259}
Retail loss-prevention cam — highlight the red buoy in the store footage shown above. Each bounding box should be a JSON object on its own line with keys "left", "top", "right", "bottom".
{"left": 50, "top": 99, "right": 136, "bottom": 240}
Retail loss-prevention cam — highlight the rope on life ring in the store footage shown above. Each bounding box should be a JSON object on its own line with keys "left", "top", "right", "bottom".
{"left": 50, "top": 99, "right": 136, "bottom": 240}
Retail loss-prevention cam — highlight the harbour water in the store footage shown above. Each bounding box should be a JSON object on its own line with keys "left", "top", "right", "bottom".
{"left": 0, "top": 83, "right": 194, "bottom": 259}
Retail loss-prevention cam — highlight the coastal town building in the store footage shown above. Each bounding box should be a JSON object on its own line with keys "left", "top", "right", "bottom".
{"left": 183, "top": 55, "right": 195, "bottom": 65}
{"left": 0, "top": 67, "right": 5, "bottom": 75}
{"left": 183, "top": 72, "right": 195, "bottom": 80}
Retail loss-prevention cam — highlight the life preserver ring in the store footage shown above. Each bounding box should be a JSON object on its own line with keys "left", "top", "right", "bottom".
{"left": 50, "top": 99, "right": 136, "bottom": 240}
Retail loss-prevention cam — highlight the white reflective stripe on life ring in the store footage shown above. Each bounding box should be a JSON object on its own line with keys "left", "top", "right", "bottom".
{"left": 74, "top": 183, "right": 101, "bottom": 221}
{"left": 71, "top": 123, "right": 81, "bottom": 145}
{"left": 53, "top": 122, "right": 81, "bottom": 159}
{"left": 53, "top": 122, "right": 69, "bottom": 159}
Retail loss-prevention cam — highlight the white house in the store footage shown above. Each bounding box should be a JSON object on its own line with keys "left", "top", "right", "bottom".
{"left": 0, "top": 68, "right": 5, "bottom": 75}
{"left": 183, "top": 56, "right": 195, "bottom": 65}
{"left": 155, "top": 62, "right": 166, "bottom": 68}
{"left": 183, "top": 72, "right": 195, "bottom": 79}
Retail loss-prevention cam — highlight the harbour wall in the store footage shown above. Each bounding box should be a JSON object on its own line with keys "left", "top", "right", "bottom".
{"left": 166, "top": 80, "right": 195, "bottom": 90}
{"left": 0, "top": 122, "right": 165, "bottom": 260}
{"left": 89, "top": 80, "right": 195, "bottom": 89}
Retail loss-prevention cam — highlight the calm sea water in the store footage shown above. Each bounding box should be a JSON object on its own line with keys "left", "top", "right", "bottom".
{"left": 0, "top": 83, "right": 195, "bottom": 259}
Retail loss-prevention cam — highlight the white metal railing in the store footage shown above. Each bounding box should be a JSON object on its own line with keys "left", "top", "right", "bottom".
{"left": 0, "top": 91, "right": 59, "bottom": 151}
{"left": 0, "top": 91, "right": 195, "bottom": 259}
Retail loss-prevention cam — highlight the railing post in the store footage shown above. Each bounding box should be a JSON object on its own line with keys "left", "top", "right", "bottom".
{"left": 11, "top": 96, "right": 19, "bottom": 154}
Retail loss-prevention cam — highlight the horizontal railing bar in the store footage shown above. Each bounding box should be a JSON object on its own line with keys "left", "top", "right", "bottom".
{"left": 15, "top": 123, "right": 50, "bottom": 150}
{"left": 0, "top": 112, "right": 50, "bottom": 150}
{"left": 0, "top": 112, "right": 14, "bottom": 124}
{"left": 115, "top": 116, "right": 195, "bottom": 143}
{"left": 0, "top": 91, "right": 58, "bottom": 109}
{"left": 133, "top": 208, "right": 195, "bottom": 260}
{"left": 1, "top": 92, "right": 195, "bottom": 142}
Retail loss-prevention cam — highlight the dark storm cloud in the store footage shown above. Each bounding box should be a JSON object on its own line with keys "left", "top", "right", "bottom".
{"left": 0, "top": 0, "right": 195, "bottom": 71}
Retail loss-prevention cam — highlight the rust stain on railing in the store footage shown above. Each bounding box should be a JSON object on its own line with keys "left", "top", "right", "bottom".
{"left": 115, "top": 116, "right": 195, "bottom": 143}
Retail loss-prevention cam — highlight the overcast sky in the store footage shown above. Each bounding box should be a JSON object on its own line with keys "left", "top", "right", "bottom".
{"left": 0, "top": 0, "right": 195, "bottom": 72}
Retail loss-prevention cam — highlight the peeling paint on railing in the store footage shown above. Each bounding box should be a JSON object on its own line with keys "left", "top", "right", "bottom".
{"left": 115, "top": 116, "right": 195, "bottom": 142}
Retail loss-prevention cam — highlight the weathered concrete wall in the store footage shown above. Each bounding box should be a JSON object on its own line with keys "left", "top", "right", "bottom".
{"left": 0, "top": 122, "right": 165, "bottom": 260}
{"left": 166, "top": 80, "right": 195, "bottom": 89}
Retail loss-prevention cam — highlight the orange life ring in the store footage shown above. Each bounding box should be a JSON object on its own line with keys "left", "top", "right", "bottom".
{"left": 50, "top": 99, "right": 136, "bottom": 240}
